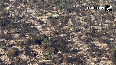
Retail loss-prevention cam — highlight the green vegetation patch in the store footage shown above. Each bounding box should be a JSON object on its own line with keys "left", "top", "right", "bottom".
{"left": 0, "top": 0, "right": 10, "bottom": 3}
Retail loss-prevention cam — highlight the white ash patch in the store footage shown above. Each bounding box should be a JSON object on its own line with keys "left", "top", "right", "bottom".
{"left": 0, "top": 55, "right": 11, "bottom": 64}
{"left": 19, "top": 54, "right": 29, "bottom": 60}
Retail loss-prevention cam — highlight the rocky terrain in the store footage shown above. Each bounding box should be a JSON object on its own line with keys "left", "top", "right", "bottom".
{"left": 0, "top": 0, "right": 116, "bottom": 65}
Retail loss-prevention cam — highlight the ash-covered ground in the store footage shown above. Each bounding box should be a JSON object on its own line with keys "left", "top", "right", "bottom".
{"left": 0, "top": 0, "right": 116, "bottom": 65}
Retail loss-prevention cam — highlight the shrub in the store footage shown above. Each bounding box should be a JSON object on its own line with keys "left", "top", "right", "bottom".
{"left": 0, "top": 0, "right": 9, "bottom": 3}
{"left": 0, "top": 41, "right": 6, "bottom": 47}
